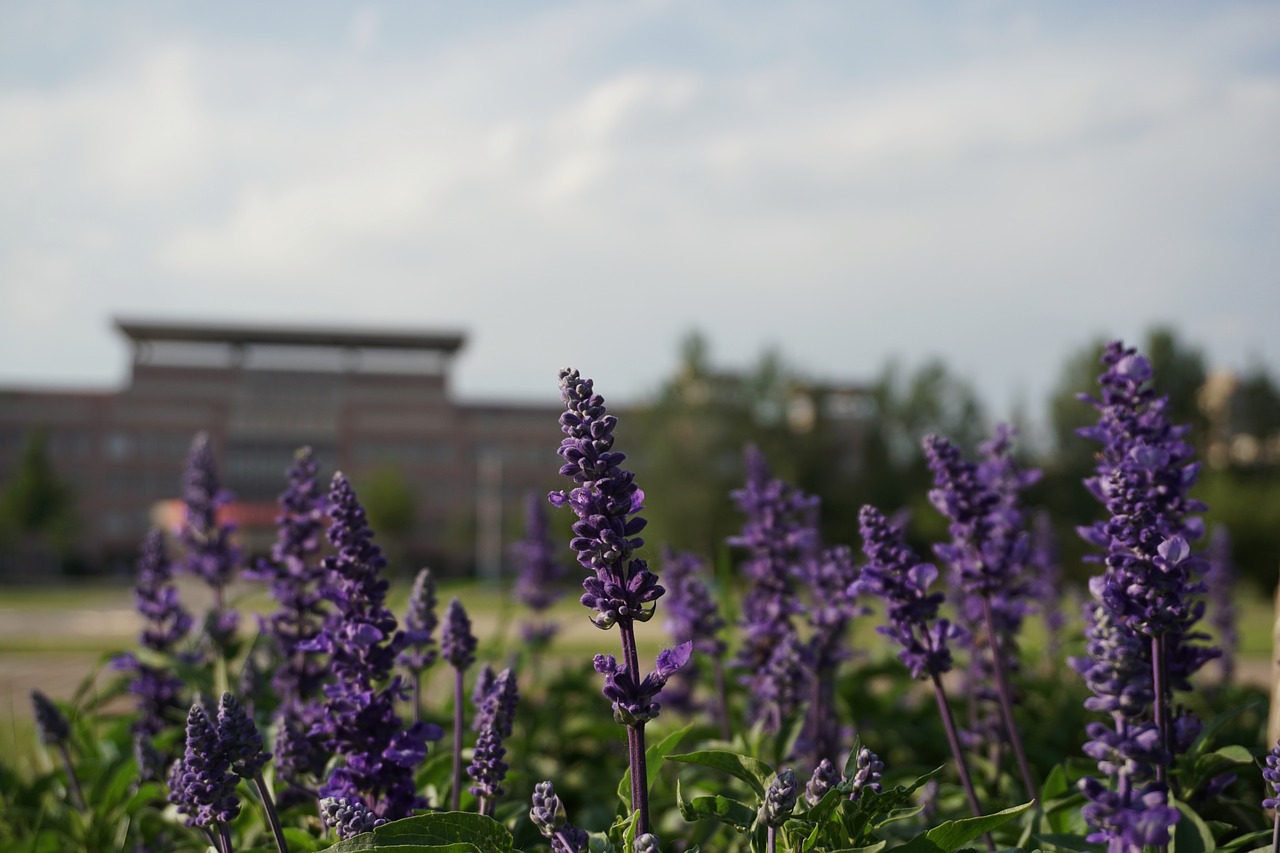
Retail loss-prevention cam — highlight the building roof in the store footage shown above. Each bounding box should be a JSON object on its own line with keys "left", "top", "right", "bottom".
{"left": 114, "top": 318, "right": 466, "bottom": 353}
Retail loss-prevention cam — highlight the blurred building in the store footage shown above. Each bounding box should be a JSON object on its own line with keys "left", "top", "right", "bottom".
{"left": 0, "top": 319, "right": 562, "bottom": 578}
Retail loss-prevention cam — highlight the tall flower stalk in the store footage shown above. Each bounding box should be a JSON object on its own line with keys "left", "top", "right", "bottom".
{"left": 114, "top": 528, "right": 192, "bottom": 742}
{"left": 179, "top": 433, "right": 241, "bottom": 661}
{"left": 924, "top": 430, "right": 1037, "bottom": 799}
{"left": 442, "top": 598, "right": 477, "bottom": 811}
{"left": 510, "top": 491, "right": 568, "bottom": 656}
{"left": 728, "top": 445, "right": 819, "bottom": 733}
{"left": 1206, "top": 525, "right": 1238, "bottom": 685}
{"left": 399, "top": 568, "right": 440, "bottom": 722}
{"left": 854, "top": 505, "right": 988, "bottom": 834}
{"left": 1075, "top": 341, "right": 1219, "bottom": 848}
{"left": 304, "top": 473, "right": 442, "bottom": 820}
{"left": 548, "top": 368, "right": 685, "bottom": 837}
{"left": 468, "top": 667, "right": 519, "bottom": 816}
{"left": 32, "top": 690, "right": 84, "bottom": 811}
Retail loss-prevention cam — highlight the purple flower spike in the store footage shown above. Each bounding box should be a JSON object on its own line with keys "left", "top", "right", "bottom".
{"left": 805, "top": 758, "right": 839, "bottom": 807}
{"left": 549, "top": 368, "right": 662, "bottom": 629}
{"left": 469, "top": 668, "right": 520, "bottom": 813}
{"left": 442, "top": 598, "right": 477, "bottom": 671}
{"left": 170, "top": 703, "right": 240, "bottom": 829}
{"left": 399, "top": 568, "right": 439, "bottom": 671}
{"left": 320, "top": 795, "right": 387, "bottom": 839}
{"left": 178, "top": 433, "right": 241, "bottom": 651}
{"left": 308, "top": 473, "right": 440, "bottom": 820}
{"left": 1206, "top": 526, "right": 1238, "bottom": 683}
{"left": 848, "top": 747, "right": 884, "bottom": 802}
{"left": 854, "top": 506, "right": 961, "bottom": 680}
{"left": 762, "top": 768, "right": 798, "bottom": 827}
{"left": 248, "top": 446, "right": 329, "bottom": 708}
{"left": 31, "top": 690, "right": 69, "bottom": 745}
{"left": 217, "top": 692, "right": 268, "bottom": 779}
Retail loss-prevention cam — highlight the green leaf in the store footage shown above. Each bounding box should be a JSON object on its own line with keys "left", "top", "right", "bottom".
{"left": 1192, "top": 700, "right": 1265, "bottom": 757}
{"left": 617, "top": 724, "right": 692, "bottom": 806}
{"left": 1218, "top": 830, "right": 1273, "bottom": 853}
{"left": 675, "top": 778, "right": 757, "bottom": 830}
{"left": 316, "top": 811, "right": 513, "bottom": 853}
{"left": 1170, "top": 798, "right": 1216, "bottom": 853}
{"left": 1039, "top": 764, "right": 1070, "bottom": 801}
{"left": 1205, "top": 745, "right": 1254, "bottom": 765}
{"left": 669, "top": 750, "right": 775, "bottom": 798}
{"left": 896, "top": 801, "right": 1034, "bottom": 853}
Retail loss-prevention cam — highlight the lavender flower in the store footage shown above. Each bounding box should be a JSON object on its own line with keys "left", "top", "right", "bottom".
{"left": 548, "top": 369, "right": 662, "bottom": 630}
{"left": 178, "top": 433, "right": 241, "bottom": 654}
{"left": 847, "top": 747, "right": 884, "bottom": 802}
{"left": 248, "top": 446, "right": 328, "bottom": 708}
{"left": 32, "top": 689, "right": 85, "bottom": 810}
{"left": 114, "top": 528, "right": 192, "bottom": 738}
{"left": 634, "top": 834, "right": 660, "bottom": 853}
{"left": 594, "top": 643, "right": 692, "bottom": 727}
{"left": 805, "top": 758, "right": 839, "bottom": 807}
{"left": 1206, "top": 525, "right": 1238, "bottom": 684}
{"left": 1029, "top": 511, "right": 1066, "bottom": 657}
{"left": 217, "top": 692, "right": 268, "bottom": 780}
{"left": 306, "top": 473, "right": 441, "bottom": 820}
{"left": 400, "top": 567, "right": 439, "bottom": 723}
{"left": 530, "top": 780, "right": 590, "bottom": 853}
{"left": 169, "top": 703, "right": 240, "bottom": 832}
{"left": 924, "top": 429, "right": 1037, "bottom": 797}
{"left": 321, "top": 796, "right": 387, "bottom": 839}
{"left": 801, "top": 544, "right": 865, "bottom": 765}
{"left": 755, "top": 629, "right": 811, "bottom": 736}
{"left": 729, "top": 445, "right": 820, "bottom": 732}
{"left": 468, "top": 668, "right": 519, "bottom": 815}
{"left": 854, "top": 504, "right": 983, "bottom": 820}
{"left": 511, "top": 491, "right": 568, "bottom": 648}
{"left": 400, "top": 568, "right": 440, "bottom": 672}
{"left": 762, "top": 767, "right": 798, "bottom": 853}
{"left": 442, "top": 597, "right": 476, "bottom": 811}
{"left": 1073, "top": 341, "right": 1218, "bottom": 846}
{"left": 1264, "top": 740, "right": 1280, "bottom": 851}
{"left": 548, "top": 368, "right": 676, "bottom": 837}
{"left": 660, "top": 547, "right": 728, "bottom": 731}
{"left": 32, "top": 689, "right": 70, "bottom": 745}
{"left": 853, "top": 506, "right": 963, "bottom": 681}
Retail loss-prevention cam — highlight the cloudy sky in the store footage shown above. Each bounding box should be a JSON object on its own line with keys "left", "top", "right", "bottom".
{"left": 2, "top": 0, "right": 1278, "bottom": 420}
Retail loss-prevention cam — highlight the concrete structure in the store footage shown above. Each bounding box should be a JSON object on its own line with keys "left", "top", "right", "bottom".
{"left": 0, "top": 319, "right": 562, "bottom": 577}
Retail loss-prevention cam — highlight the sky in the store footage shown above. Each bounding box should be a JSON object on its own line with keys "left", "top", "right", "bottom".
{"left": 2, "top": 0, "right": 1278, "bottom": 422}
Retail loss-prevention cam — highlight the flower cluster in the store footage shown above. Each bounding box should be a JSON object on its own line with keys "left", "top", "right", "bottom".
{"left": 530, "top": 780, "right": 590, "bottom": 853}
{"left": 247, "top": 446, "right": 328, "bottom": 707}
{"left": 549, "top": 368, "right": 662, "bottom": 629}
{"left": 853, "top": 505, "right": 962, "bottom": 680}
{"left": 399, "top": 568, "right": 439, "bottom": 672}
{"left": 178, "top": 433, "right": 241, "bottom": 652}
{"left": 847, "top": 746, "right": 884, "bottom": 802}
{"left": 511, "top": 491, "right": 568, "bottom": 646}
{"left": 1206, "top": 525, "right": 1238, "bottom": 683}
{"left": 305, "top": 473, "right": 441, "bottom": 819}
{"left": 761, "top": 768, "right": 798, "bottom": 827}
{"left": 168, "top": 703, "right": 242, "bottom": 830}
{"left": 114, "top": 528, "right": 192, "bottom": 738}
{"left": 594, "top": 642, "right": 692, "bottom": 727}
{"left": 468, "top": 668, "right": 519, "bottom": 810}
{"left": 321, "top": 796, "right": 387, "bottom": 839}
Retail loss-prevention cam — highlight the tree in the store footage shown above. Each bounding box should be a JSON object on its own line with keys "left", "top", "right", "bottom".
{"left": 0, "top": 430, "right": 77, "bottom": 571}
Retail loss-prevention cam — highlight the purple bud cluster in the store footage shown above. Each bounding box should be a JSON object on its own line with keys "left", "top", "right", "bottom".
{"left": 530, "top": 780, "right": 590, "bottom": 853}
{"left": 853, "top": 505, "right": 963, "bottom": 680}
{"left": 399, "top": 568, "right": 439, "bottom": 672}
{"left": 305, "top": 473, "right": 441, "bottom": 819}
{"left": 178, "top": 433, "right": 241, "bottom": 651}
{"left": 114, "top": 528, "right": 191, "bottom": 737}
{"left": 804, "top": 758, "right": 840, "bottom": 807}
{"left": 1029, "top": 510, "right": 1066, "bottom": 656}
{"left": 320, "top": 795, "right": 387, "bottom": 839}
{"left": 548, "top": 369, "right": 662, "bottom": 629}
{"left": 468, "top": 668, "right": 519, "bottom": 808}
{"left": 847, "top": 746, "right": 885, "bottom": 802}
{"left": 442, "top": 598, "right": 477, "bottom": 672}
{"left": 167, "top": 701, "right": 243, "bottom": 829}
{"left": 1262, "top": 741, "right": 1280, "bottom": 809}
{"left": 594, "top": 642, "right": 692, "bottom": 726}
{"left": 32, "top": 690, "right": 70, "bottom": 745}
{"left": 761, "top": 768, "right": 798, "bottom": 827}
